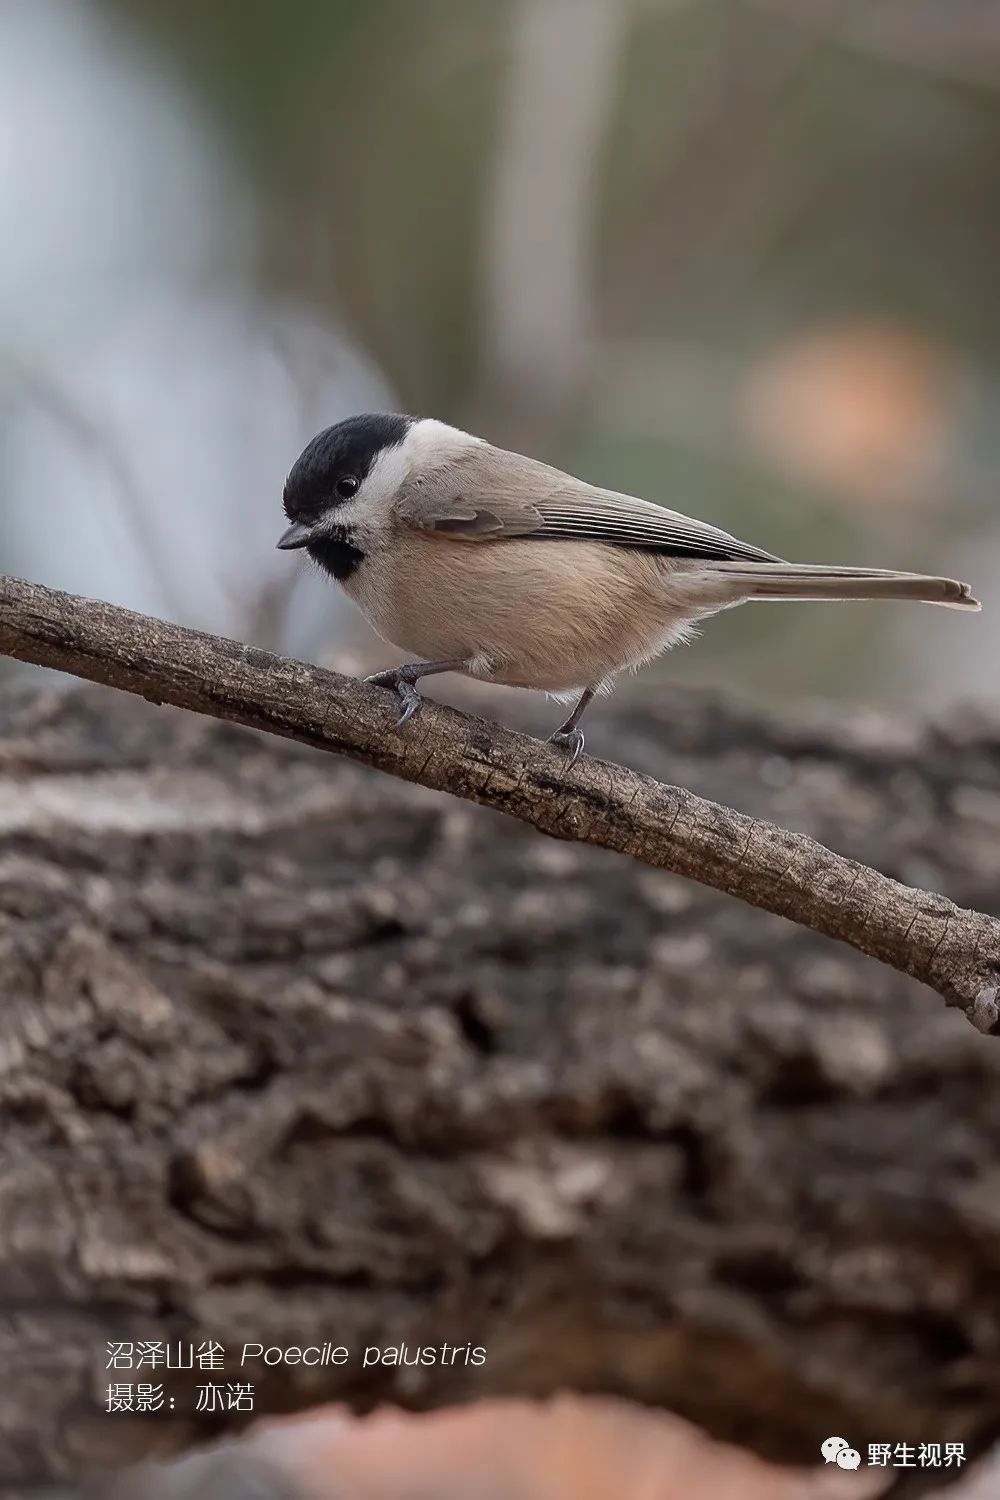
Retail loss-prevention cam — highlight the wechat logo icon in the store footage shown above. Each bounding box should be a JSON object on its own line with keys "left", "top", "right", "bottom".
{"left": 821, "top": 1436, "right": 861, "bottom": 1469}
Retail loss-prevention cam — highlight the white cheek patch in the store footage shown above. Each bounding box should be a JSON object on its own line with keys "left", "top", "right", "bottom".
{"left": 361, "top": 420, "right": 480, "bottom": 515}
{"left": 310, "top": 418, "right": 482, "bottom": 539}
{"left": 361, "top": 440, "right": 412, "bottom": 519}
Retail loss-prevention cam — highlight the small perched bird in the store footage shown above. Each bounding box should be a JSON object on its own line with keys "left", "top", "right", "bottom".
{"left": 278, "top": 414, "right": 980, "bottom": 764}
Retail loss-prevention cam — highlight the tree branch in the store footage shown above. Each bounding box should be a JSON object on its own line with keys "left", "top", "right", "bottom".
{"left": 1, "top": 572, "right": 998, "bottom": 1032}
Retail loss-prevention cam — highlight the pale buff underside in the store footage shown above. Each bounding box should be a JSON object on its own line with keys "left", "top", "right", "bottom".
{"left": 345, "top": 530, "right": 725, "bottom": 693}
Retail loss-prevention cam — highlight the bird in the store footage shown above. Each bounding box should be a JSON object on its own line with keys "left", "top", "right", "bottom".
{"left": 277, "top": 413, "right": 980, "bottom": 766}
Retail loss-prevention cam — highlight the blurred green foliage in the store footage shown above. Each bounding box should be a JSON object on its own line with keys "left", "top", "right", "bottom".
{"left": 6, "top": 0, "right": 999, "bottom": 700}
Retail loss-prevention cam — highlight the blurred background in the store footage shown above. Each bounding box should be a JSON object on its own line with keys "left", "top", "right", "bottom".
{"left": 2, "top": 0, "right": 997, "bottom": 707}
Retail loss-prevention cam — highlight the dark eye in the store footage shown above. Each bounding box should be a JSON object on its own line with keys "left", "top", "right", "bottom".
{"left": 336, "top": 475, "right": 359, "bottom": 499}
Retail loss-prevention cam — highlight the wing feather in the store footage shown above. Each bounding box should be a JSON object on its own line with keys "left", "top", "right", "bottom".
{"left": 397, "top": 444, "right": 780, "bottom": 563}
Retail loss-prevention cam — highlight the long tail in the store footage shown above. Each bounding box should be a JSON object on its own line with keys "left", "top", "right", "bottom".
{"left": 709, "top": 562, "right": 980, "bottom": 611}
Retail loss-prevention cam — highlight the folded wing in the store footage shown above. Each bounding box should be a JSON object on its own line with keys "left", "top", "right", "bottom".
{"left": 396, "top": 443, "right": 781, "bottom": 563}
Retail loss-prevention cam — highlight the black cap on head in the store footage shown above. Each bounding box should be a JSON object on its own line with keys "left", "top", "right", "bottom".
{"left": 282, "top": 413, "right": 412, "bottom": 522}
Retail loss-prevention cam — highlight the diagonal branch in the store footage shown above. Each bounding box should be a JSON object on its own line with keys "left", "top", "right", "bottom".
{"left": 2, "top": 572, "right": 998, "bottom": 1033}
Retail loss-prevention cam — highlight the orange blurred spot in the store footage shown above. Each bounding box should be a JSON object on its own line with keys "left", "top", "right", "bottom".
{"left": 740, "top": 322, "right": 957, "bottom": 509}
{"left": 251, "top": 1396, "right": 885, "bottom": 1500}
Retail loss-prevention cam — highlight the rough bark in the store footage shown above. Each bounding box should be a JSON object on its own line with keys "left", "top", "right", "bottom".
{"left": 1, "top": 575, "right": 999, "bottom": 1030}
{"left": 1, "top": 679, "right": 1000, "bottom": 1495}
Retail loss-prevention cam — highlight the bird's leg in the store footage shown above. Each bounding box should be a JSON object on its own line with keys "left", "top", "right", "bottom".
{"left": 547, "top": 686, "right": 596, "bottom": 768}
{"left": 364, "top": 659, "right": 469, "bottom": 728}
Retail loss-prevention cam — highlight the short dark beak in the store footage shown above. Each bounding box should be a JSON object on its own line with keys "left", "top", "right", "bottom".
{"left": 276, "top": 521, "right": 313, "bottom": 551}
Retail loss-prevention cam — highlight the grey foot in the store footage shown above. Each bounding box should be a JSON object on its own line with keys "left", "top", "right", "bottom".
{"left": 547, "top": 725, "right": 585, "bottom": 768}
{"left": 364, "top": 668, "right": 424, "bottom": 728}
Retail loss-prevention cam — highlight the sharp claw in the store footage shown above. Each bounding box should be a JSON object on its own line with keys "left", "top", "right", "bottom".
{"left": 548, "top": 727, "right": 584, "bottom": 768}
{"left": 395, "top": 690, "right": 422, "bottom": 728}
{"left": 364, "top": 669, "right": 423, "bottom": 729}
